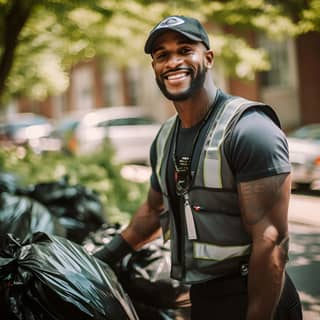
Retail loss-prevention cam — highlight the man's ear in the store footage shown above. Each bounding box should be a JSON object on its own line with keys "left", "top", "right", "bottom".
{"left": 205, "top": 50, "right": 214, "bottom": 69}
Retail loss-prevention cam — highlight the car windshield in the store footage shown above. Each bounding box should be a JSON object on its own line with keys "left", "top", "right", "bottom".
{"left": 289, "top": 125, "right": 320, "bottom": 141}
{"left": 0, "top": 116, "right": 49, "bottom": 136}
{"left": 56, "top": 119, "right": 79, "bottom": 132}
{"left": 97, "top": 117, "right": 155, "bottom": 128}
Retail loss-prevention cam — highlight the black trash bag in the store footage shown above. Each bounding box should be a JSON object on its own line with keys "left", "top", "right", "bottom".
{"left": 83, "top": 224, "right": 191, "bottom": 320}
{"left": 0, "top": 192, "right": 65, "bottom": 245}
{"left": 83, "top": 223, "right": 124, "bottom": 275}
{"left": 0, "top": 172, "right": 21, "bottom": 194}
{"left": 121, "top": 238, "right": 191, "bottom": 320}
{"left": 23, "top": 176, "right": 106, "bottom": 244}
{"left": 0, "top": 232, "right": 139, "bottom": 320}
{"left": 129, "top": 302, "right": 191, "bottom": 320}
{"left": 83, "top": 222, "right": 122, "bottom": 254}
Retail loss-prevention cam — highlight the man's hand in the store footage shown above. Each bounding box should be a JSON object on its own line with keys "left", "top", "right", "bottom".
{"left": 93, "top": 233, "right": 133, "bottom": 266}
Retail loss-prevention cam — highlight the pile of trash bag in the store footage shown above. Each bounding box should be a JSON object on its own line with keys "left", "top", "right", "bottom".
{"left": 12, "top": 175, "right": 106, "bottom": 244}
{"left": 83, "top": 224, "right": 191, "bottom": 320}
{"left": 0, "top": 191, "right": 65, "bottom": 244}
{"left": 0, "top": 173, "right": 107, "bottom": 244}
{"left": 0, "top": 232, "right": 138, "bottom": 320}
{"left": 0, "top": 172, "right": 191, "bottom": 319}
{"left": 0, "top": 172, "right": 21, "bottom": 194}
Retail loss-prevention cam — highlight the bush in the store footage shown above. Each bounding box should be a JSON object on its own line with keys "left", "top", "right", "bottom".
{"left": 0, "top": 143, "right": 149, "bottom": 224}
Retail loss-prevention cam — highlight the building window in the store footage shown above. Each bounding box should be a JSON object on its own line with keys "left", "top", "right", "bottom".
{"left": 259, "top": 36, "right": 291, "bottom": 88}
{"left": 103, "top": 64, "right": 139, "bottom": 106}
{"left": 127, "top": 66, "right": 139, "bottom": 105}
{"left": 72, "top": 65, "right": 94, "bottom": 111}
{"left": 103, "top": 64, "right": 123, "bottom": 106}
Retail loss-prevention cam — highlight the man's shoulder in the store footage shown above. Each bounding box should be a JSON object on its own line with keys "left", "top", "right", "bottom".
{"left": 223, "top": 91, "right": 281, "bottom": 131}
{"left": 229, "top": 107, "right": 283, "bottom": 146}
{"left": 238, "top": 106, "right": 280, "bottom": 129}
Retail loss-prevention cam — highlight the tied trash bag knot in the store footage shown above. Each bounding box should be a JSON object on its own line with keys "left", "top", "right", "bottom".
{"left": 0, "top": 233, "right": 23, "bottom": 281}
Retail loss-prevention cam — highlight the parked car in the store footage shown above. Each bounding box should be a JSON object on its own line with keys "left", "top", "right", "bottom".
{"left": 49, "top": 111, "right": 87, "bottom": 153}
{"left": 287, "top": 124, "right": 320, "bottom": 189}
{"left": 72, "top": 106, "right": 161, "bottom": 164}
{"left": 0, "top": 113, "right": 55, "bottom": 152}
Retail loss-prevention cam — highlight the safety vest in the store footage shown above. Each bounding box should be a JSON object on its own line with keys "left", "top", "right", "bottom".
{"left": 155, "top": 94, "right": 280, "bottom": 283}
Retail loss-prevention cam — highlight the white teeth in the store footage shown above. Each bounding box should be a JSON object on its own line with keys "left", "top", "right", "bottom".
{"left": 167, "top": 73, "right": 187, "bottom": 80}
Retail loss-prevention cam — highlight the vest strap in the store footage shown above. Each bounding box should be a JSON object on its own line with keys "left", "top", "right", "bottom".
{"left": 184, "top": 193, "right": 197, "bottom": 240}
{"left": 203, "top": 97, "right": 258, "bottom": 188}
{"left": 156, "top": 115, "right": 176, "bottom": 192}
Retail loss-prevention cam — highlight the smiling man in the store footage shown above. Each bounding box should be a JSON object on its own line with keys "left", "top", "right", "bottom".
{"left": 95, "top": 16, "right": 302, "bottom": 319}
{"left": 151, "top": 32, "right": 208, "bottom": 101}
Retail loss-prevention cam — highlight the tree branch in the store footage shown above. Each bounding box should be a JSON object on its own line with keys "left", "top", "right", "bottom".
{"left": 0, "top": 0, "right": 35, "bottom": 103}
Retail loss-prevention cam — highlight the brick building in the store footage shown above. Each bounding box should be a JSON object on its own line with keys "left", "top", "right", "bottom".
{"left": 16, "top": 31, "right": 320, "bottom": 131}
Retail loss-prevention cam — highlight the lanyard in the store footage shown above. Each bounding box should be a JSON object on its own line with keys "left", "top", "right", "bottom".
{"left": 172, "top": 103, "right": 216, "bottom": 196}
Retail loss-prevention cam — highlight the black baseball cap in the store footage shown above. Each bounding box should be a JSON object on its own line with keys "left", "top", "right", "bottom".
{"left": 144, "top": 16, "right": 210, "bottom": 54}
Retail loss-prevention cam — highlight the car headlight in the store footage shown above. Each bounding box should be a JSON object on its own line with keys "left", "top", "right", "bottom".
{"left": 314, "top": 156, "right": 320, "bottom": 166}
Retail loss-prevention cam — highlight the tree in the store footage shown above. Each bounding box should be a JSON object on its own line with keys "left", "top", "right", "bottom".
{"left": 0, "top": 0, "right": 319, "bottom": 107}
{"left": 0, "top": 0, "right": 35, "bottom": 103}
{"left": 0, "top": 0, "right": 114, "bottom": 105}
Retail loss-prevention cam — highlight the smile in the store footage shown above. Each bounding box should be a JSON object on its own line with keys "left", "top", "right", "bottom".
{"left": 165, "top": 72, "right": 189, "bottom": 80}
{"left": 162, "top": 67, "right": 192, "bottom": 80}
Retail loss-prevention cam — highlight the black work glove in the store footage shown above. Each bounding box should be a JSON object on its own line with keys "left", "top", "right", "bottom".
{"left": 93, "top": 233, "right": 133, "bottom": 267}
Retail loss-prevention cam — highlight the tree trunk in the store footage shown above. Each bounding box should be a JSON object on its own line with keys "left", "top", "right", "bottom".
{"left": 0, "top": 0, "right": 35, "bottom": 105}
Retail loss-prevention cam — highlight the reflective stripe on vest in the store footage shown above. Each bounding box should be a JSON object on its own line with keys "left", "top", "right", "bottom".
{"left": 203, "top": 97, "right": 257, "bottom": 188}
{"left": 156, "top": 115, "right": 176, "bottom": 193}
{"left": 193, "top": 242, "right": 251, "bottom": 260}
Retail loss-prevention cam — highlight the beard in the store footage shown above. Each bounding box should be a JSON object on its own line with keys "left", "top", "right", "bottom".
{"left": 156, "top": 64, "right": 207, "bottom": 101}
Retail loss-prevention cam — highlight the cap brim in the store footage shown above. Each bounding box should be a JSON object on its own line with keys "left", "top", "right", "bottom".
{"left": 144, "top": 27, "right": 203, "bottom": 54}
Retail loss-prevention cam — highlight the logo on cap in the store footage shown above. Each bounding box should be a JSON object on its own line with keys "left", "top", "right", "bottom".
{"left": 156, "top": 16, "right": 184, "bottom": 30}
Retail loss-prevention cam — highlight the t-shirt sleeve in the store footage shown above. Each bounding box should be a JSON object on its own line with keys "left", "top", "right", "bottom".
{"left": 224, "top": 108, "right": 291, "bottom": 182}
{"left": 149, "top": 137, "right": 162, "bottom": 192}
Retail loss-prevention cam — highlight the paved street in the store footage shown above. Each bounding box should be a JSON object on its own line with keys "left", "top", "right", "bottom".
{"left": 288, "top": 192, "right": 320, "bottom": 320}
{"left": 289, "top": 191, "right": 320, "bottom": 227}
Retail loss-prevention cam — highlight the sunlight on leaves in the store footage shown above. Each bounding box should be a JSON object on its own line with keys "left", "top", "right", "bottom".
{"left": 1, "top": 0, "right": 319, "bottom": 102}
{"left": 68, "top": 8, "right": 102, "bottom": 29}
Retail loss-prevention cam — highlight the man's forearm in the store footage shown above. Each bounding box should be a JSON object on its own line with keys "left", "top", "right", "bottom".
{"left": 121, "top": 200, "right": 162, "bottom": 250}
{"left": 94, "top": 188, "right": 163, "bottom": 264}
{"left": 238, "top": 174, "right": 291, "bottom": 320}
{"left": 246, "top": 237, "right": 287, "bottom": 320}
{"left": 94, "top": 200, "right": 161, "bottom": 263}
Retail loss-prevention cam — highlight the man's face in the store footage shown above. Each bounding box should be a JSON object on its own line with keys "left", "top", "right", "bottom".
{"left": 151, "top": 31, "right": 212, "bottom": 101}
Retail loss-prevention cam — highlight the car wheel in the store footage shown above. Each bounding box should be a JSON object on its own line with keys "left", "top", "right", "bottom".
{"left": 295, "top": 182, "right": 311, "bottom": 191}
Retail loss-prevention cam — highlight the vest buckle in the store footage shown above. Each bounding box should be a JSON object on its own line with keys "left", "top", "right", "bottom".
{"left": 240, "top": 263, "right": 249, "bottom": 276}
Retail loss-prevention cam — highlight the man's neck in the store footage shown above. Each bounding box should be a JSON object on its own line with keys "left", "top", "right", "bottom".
{"left": 173, "top": 83, "right": 217, "bottom": 128}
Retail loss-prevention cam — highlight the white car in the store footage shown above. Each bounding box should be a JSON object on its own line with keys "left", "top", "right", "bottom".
{"left": 0, "top": 113, "right": 55, "bottom": 152}
{"left": 287, "top": 124, "right": 320, "bottom": 190}
{"left": 73, "top": 106, "right": 161, "bottom": 164}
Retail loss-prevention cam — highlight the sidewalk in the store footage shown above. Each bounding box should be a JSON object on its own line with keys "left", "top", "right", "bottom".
{"left": 289, "top": 193, "right": 320, "bottom": 227}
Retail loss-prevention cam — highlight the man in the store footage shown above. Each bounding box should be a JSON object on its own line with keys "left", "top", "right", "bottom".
{"left": 95, "top": 16, "right": 302, "bottom": 319}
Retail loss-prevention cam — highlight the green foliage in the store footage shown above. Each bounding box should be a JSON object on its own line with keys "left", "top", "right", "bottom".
{"left": 212, "top": 34, "right": 270, "bottom": 80}
{"left": 0, "top": 143, "right": 149, "bottom": 225}
{"left": 299, "top": 0, "right": 320, "bottom": 32}
{"left": 1, "top": 0, "right": 319, "bottom": 103}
